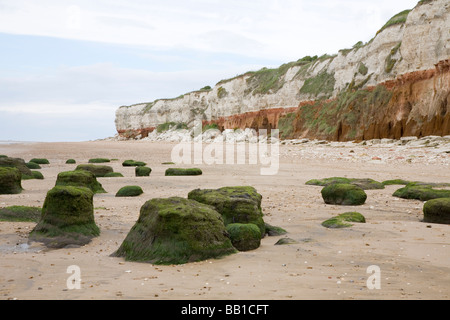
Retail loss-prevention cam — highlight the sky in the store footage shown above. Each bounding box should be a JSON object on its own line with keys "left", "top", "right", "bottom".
{"left": 0, "top": 0, "right": 419, "bottom": 142}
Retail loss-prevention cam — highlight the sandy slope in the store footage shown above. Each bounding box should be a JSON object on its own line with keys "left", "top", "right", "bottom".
{"left": 0, "top": 140, "right": 449, "bottom": 300}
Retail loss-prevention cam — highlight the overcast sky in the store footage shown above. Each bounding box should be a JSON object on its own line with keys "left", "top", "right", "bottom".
{"left": 0, "top": 0, "right": 419, "bottom": 142}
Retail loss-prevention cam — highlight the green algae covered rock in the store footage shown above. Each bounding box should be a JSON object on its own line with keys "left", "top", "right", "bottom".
{"left": 264, "top": 223, "right": 287, "bottom": 236}
{"left": 165, "top": 168, "right": 202, "bottom": 176}
{"left": 115, "top": 185, "right": 144, "bottom": 197}
{"left": 76, "top": 164, "right": 114, "bottom": 177}
{"left": 29, "top": 186, "right": 99, "bottom": 248}
{"left": 0, "top": 167, "right": 23, "bottom": 194}
{"left": 55, "top": 170, "right": 106, "bottom": 194}
{"left": 0, "top": 157, "right": 33, "bottom": 177}
{"left": 66, "top": 159, "right": 76, "bottom": 164}
{"left": 321, "top": 183, "right": 367, "bottom": 205}
{"left": 88, "top": 158, "right": 110, "bottom": 163}
{"left": 23, "top": 171, "right": 44, "bottom": 180}
{"left": 226, "top": 223, "right": 261, "bottom": 251}
{"left": 393, "top": 183, "right": 450, "bottom": 201}
{"left": 423, "top": 198, "right": 450, "bottom": 224}
{"left": 111, "top": 197, "right": 237, "bottom": 264}
{"left": 0, "top": 206, "right": 41, "bottom": 222}
{"left": 25, "top": 162, "right": 41, "bottom": 169}
{"left": 29, "top": 158, "right": 49, "bottom": 164}
{"left": 104, "top": 172, "right": 124, "bottom": 177}
{"left": 382, "top": 179, "right": 411, "bottom": 186}
{"left": 322, "top": 212, "right": 366, "bottom": 228}
{"left": 306, "top": 177, "right": 384, "bottom": 190}
{"left": 135, "top": 166, "right": 152, "bottom": 177}
{"left": 122, "top": 159, "right": 146, "bottom": 167}
{"left": 188, "top": 186, "right": 265, "bottom": 236}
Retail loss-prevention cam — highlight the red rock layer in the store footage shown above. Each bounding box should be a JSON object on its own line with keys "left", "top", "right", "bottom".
{"left": 290, "top": 59, "right": 450, "bottom": 141}
{"left": 202, "top": 107, "right": 298, "bottom": 132}
{"left": 117, "top": 127, "right": 155, "bottom": 139}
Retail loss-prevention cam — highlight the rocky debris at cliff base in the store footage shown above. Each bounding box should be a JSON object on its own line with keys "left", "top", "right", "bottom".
{"left": 103, "top": 131, "right": 450, "bottom": 166}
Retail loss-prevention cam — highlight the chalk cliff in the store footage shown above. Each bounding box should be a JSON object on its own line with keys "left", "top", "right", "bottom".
{"left": 115, "top": 0, "right": 450, "bottom": 140}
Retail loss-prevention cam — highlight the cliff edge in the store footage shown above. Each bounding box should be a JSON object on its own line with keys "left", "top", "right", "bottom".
{"left": 115, "top": 0, "right": 449, "bottom": 141}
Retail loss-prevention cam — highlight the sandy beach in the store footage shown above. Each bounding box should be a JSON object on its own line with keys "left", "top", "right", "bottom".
{"left": 0, "top": 139, "right": 449, "bottom": 300}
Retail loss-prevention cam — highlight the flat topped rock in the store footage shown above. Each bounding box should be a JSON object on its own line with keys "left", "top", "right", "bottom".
{"left": 187, "top": 186, "right": 265, "bottom": 236}
{"left": 111, "top": 197, "right": 236, "bottom": 265}
{"left": 29, "top": 186, "right": 99, "bottom": 248}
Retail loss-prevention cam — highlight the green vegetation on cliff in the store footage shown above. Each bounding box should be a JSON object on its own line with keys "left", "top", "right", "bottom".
{"left": 278, "top": 84, "right": 393, "bottom": 140}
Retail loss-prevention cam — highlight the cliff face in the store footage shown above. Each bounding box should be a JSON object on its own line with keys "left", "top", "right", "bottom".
{"left": 115, "top": 0, "right": 450, "bottom": 140}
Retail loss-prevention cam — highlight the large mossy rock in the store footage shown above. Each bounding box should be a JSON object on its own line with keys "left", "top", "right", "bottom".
{"left": 188, "top": 186, "right": 265, "bottom": 237}
{"left": 423, "top": 198, "right": 450, "bottom": 224}
{"left": 0, "top": 206, "right": 41, "bottom": 222}
{"left": 76, "top": 164, "right": 114, "bottom": 177}
{"left": 226, "top": 223, "right": 261, "bottom": 251}
{"left": 393, "top": 182, "right": 450, "bottom": 201}
{"left": 306, "top": 177, "right": 384, "bottom": 190}
{"left": 322, "top": 212, "right": 366, "bottom": 228}
{"left": 29, "top": 186, "right": 99, "bottom": 248}
{"left": 0, "top": 167, "right": 23, "bottom": 194}
{"left": 111, "top": 197, "right": 236, "bottom": 265}
{"left": 321, "top": 183, "right": 367, "bottom": 205}
{"left": 0, "top": 157, "right": 32, "bottom": 177}
{"left": 55, "top": 170, "right": 106, "bottom": 194}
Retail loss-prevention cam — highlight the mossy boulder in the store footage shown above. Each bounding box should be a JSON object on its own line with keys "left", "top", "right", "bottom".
{"left": 165, "top": 168, "right": 202, "bottom": 176}
{"left": 111, "top": 197, "right": 237, "bottom": 264}
{"left": 88, "top": 158, "right": 110, "bottom": 163}
{"left": 29, "top": 158, "right": 49, "bottom": 164}
{"left": 306, "top": 177, "right": 384, "bottom": 190}
{"left": 104, "top": 172, "right": 124, "bottom": 177}
{"left": 321, "top": 183, "right": 367, "bottom": 205}
{"left": 66, "top": 159, "right": 76, "bottom": 164}
{"left": 226, "top": 223, "right": 261, "bottom": 251}
{"left": 188, "top": 186, "right": 265, "bottom": 236}
{"left": 135, "top": 166, "right": 152, "bottom": 177}
{"left": 55, "top": 170, "right": 106, "bottom": 194}
{"left": 264, "top": 223, "right": 287, "bottom": 236}
{"left": 0, "top": 157, "right": 33, "bottom": 177}
{"left": 393, "top": 183, "right": 450, "bottom": 201}
{"left": 322, "top": 212, "right": 366, "bottom": 228}
{"left": 423, "top": 198, "right": 450, "bottom": 224}
{"left": 115, "top": 185, "right": 143, "bottom": 197}
{"left": 0, "top": 206, "right": 41, "bottom": 222}
{"left": 122, "top": 160, "right": 146, "bottom": 167}
{"left": 29, "top": 186, "right": 99, "bottom": 248}
{"left": 22, "top": 171, "right": 44, "bottom": 180}
{"left": 76, "top": 164, "right": 114, "bottom": 177}
{"left": 0, "top": 167, "right": 23, "bottom": 194}
{"left": 25, "top": 162, "right": 41, "bottom": 169}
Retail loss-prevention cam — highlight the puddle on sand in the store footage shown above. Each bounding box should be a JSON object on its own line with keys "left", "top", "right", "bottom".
{"left": 0, "top": 242, "right": 45, "bottom": 254}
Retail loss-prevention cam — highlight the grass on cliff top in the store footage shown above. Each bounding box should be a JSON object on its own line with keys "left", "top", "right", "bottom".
{"left": 377, "top": 9, "right": 411, "bottom": 35}
{"left": 244, "top": 56, "right": 319, "bottom": 95}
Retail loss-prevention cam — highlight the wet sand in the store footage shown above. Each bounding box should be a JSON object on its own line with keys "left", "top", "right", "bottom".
{"left": 0, "top": 140, "right": 449, "bottom": 300}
